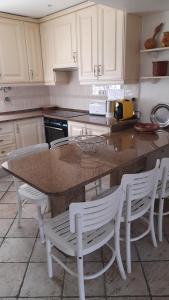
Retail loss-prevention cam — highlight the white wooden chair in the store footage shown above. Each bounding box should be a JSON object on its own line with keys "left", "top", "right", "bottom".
{"left": 44, "top": 184, "right": 126, "bottom": 300}
{"left": 7, "top": 143, "right": 49, "bottom": 243}
{"left": 156, "top": 158, "right": 169, "bottom": 241}
{"left": 121, "top": 160, "right": 160, "bottom": 273}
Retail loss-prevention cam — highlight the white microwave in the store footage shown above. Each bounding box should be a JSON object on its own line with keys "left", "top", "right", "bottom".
{"left": 89, "top": 101, "right": 106, "bottom": 116}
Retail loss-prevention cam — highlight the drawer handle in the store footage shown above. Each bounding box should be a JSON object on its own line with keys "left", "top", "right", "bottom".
{"left": 0, "top": 139, "right": 4, "bottom": 142}
{"left": 0, "top": 128, "right": 2, "bottom": 130}
{"left": 1, "top": 150, "right": 5, "bottom": 154}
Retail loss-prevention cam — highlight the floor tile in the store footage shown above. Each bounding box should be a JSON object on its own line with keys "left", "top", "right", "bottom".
{"left": 7, "top": 219, "right": 38, "bottom": 238}
{"left": 143, "top": 261, "right": 169, "bottom": 296}
{"left": 0, "top": 219, "right": 14, "bottom": 237}
{"left": 0, "top": 175, "right": 13, "bottom": 182}
{"left": 0, "top": 262, "right": 27, "bottom": 297}
{"left": 0, "top": 204, "right": 17, "bottom": 218}
{"left": 63, "top": 298, "right": 106, "bottom": 300}
{"left": 105, "top": 262, "right": 149, "bottom": 296}
{"left": 0, "top": 238, "right": 3, "bottom": 246}
{"left": 107, "top": 298, "right": 150, "bottom": 300}
{"left": 152, "top": 298, "right": 169, "bottom": 299}
{"left": 163, "top": 216, "right": 169, "bottom": 236}
{"left": 30, "top": 238, "right": 66, "bottom": 262}
{"left": 136, "top": 236, "right": 169, "bottom": 261}
{"left": 63, "top": 262, "right": 105, "bottom": 297}
{"left": 19, "top": 298, "right": 61, "bottom": 300}
{"left": 8, "top": 181, "right": 24, "bottom": 192}
{"left": 0, "top": 191, "right": 18, "bottom": 203}
{"left": 20, "top": 262, "right": 64, "bottom": 297}
{"left": 21, "top": 204, "right": 38, "bottom": 218}
{"left": 0, "top": 182, "right": 12, "bottom": 191}
{"left": 0, "top": 191, "right": 5, "bottom": 199}
{"left": 0, "top": 238, "right": 35, "bottom": 262}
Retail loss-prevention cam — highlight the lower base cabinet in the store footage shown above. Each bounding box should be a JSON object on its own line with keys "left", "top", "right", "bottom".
{"left": 68, "top": 121, "right": 111, "bottom": 137}
{"left": 14, "top": 117, "right": 45, "bottom": 148}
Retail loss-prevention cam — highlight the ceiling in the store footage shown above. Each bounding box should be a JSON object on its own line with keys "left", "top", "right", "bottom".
{"left": 0, "top": 0, "right": 87, "bottom": 18}
{"left": 94, "top": 0, "right": 169, "bottom": 13}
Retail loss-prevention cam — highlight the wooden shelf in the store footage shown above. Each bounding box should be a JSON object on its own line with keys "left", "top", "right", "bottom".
{"left": 140, "top": 47, "right": 169, "bottom": 53}
{"left": 140, "top": 76, "right": 169, "bottom": 80}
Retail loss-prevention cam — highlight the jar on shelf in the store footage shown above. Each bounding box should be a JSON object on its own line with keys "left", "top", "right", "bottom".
{"left": 161, "top": 32, "right": 169, "bottom": 47}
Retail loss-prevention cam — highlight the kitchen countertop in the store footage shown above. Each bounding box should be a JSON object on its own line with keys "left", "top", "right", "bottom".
{"left": 0, "top": 109, "right": 43, "bottom": 123}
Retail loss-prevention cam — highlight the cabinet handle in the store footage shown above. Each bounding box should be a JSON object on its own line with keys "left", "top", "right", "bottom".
{"left": 16, "top": 124, "right": 20, "bottom": 134}
{"left": 94, "top": 65, "right": 98, "bottom": 77}
{"left": 72, "top": 52, "right": 77, "bottom": 63}
{"left": 0, "top": 139, "right": 4, "bottom": 142}
{"left": 1, "top": 150, "right": 5, "bottom": 154}
{"left": 98, "top": 65, "right": 102, "bottom": 76}
{"left": 30, "top": 69, "right": 34, "bottom": 80}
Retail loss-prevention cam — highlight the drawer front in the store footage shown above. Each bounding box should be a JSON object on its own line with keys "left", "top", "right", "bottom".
{"left": 0, "top": 133, "right": 15, "bottom": 146}
{"left": 0, "top": 144, "right": 16, "bottom": 159}
{"left": 0, "top": 122, "right": 14, "bottom": 134}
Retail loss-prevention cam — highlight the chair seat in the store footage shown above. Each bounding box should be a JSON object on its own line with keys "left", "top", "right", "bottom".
{"left": 122, "top": 196, "right": 151, "bottom": 221}
{"left": 18, "top": 183, "right": 48, "bottom": 202}
{"left": 44, "top": 210, "right": 115, "bottom": 257}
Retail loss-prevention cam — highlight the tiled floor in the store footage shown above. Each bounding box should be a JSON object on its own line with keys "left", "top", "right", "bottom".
{"left": 0, "top": 175, "right": 169, "bottom": 299}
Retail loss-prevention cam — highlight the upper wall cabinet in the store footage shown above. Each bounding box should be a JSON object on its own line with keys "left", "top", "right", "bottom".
{"left": 24, "top": 22, "right": 44, "bottom": 82}
{"left": 0, "top": 18, "right": 29, "bottom": 83}
{"left": 77, "top": 5, "right": 141, "bottom": 84}
{"left": 53, "top": 13, "right": 77, "bottom": 69}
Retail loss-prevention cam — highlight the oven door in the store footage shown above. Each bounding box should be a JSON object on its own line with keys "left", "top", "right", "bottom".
{"left": 45, "top": 126, "right": 66, "bottom": 144}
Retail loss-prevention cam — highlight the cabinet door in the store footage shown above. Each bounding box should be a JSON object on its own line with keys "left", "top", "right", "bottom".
{"left": 54, "top": 13, "right": 77, "bottom": 68}
{"left": 68, "top": 121, "right": 84, "bottom": 137}
{"left": 14, "top": 118, "right": 45, "bottom": 148}
{"left": 40, "top": 20, "right": 55, "bottom": 84}
{"left": 24, "top": 22, "right": 44, "bottom": 82}
{"left": 0, "top": 18, "right": 29, "bottom": 83}
{"left": 98, "top": 6, "right": 124, "bottom": 81}
{"left": 86, "top": 124, "right": 110, "bottom": 136}
{"left": 77, "top": 6, "right": 98, "bottom": 82}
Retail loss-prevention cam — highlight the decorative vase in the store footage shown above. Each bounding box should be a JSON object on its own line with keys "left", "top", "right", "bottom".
{"left": 161, "top": 32, "right": 169, "bottom": 47}
{"left": 152, "top": 61, "right": 168, "bottom": 76}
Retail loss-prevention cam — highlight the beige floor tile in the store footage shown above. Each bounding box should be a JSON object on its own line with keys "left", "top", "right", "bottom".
{"left": 0, "top": 262, "right": 27, "bottom": 297}
{"left": 103, "top": 239, "right": 139, "bottom": 262}
{"left": 152, "top": 298, "right": 169, "bottom": 300}
{"left": 0, "top": 238, "right": 35, "bottom": 262}
{"left": 0, "top": 219, "right": 14, "bottom": 237}
{"left": 63, "top": 262, "right": 105, "bottom": 297}
{"left": 107, "top": 298, "right": 150, "bottom": 300}
{"left": 20, "top": 262, "right": 63, "bottom": 297}
{"left": 21, "top": 204, "right": 38, "bottom": 219}
{"left": 19, "top": 298, "right": 61, "bottom": 300}
{"left": 163, "top": 216, "right": 169, "bottom": 236}
{"left": 0, "top": 192, "right": 18, "bottom": 204}
{"left": 105, "top": 262, "right": 149, "bottom": 296}
{"left": 0, "top": 192, "right": 5, "bottom": 199}
{"left": 8, "top": 182, "right": 24, "bottom": 192}
{"left": 0, "top": 175, "right": 13, "bottom": 182}
{"left": 63, "top": 298, "right": 106, "bottom": 300}
{"left": 30, "top": 238, "right": 66, "bottom": 262}
{"left": 136, "top": 236, "right": 169, "bottom": 261}
{"left": 0, "top": 238, "right": 3, "bottom": 245}
{"left": 0, "top": 182, "right": 12, "bottom": 191}
{"left": 7, "top": 219, "right": 38, "bottom": 238}
{"left": 143, "top": 262, "right": 169, "bottom": 295}
{"left": 0, "top": 298, "right": 17, "bottom": 300}
{"left": 0, "top": 204, "right": 17, "bottom": 218}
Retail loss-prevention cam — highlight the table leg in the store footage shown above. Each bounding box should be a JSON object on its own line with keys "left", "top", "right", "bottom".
{"left": 49, "top": 187, "right": 85, "bottom": 217}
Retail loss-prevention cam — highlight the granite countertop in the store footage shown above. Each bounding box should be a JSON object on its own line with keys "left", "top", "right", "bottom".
{"left": 0, "top": 109, "right": 43, "bottom": 123}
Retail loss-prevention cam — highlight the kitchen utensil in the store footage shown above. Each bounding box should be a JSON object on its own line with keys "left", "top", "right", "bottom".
{"left": 153, "top": 61, "right": 168, "bottom": 76}
{"left": 74, "top": 135, "right": 105, "bottom": 153}
{"left": 134, "top": 123, "right": 159, "bottom": 133}
{"left": 150, "top": 104, "right": 169, "bottom": 128}
{"left": 144, "top": 23, "right": 164, "bottom": 49}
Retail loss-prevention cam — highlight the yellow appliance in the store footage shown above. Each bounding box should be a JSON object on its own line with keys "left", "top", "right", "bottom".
{"left": 113, "top": 99, "right": 134, "bottom": 120}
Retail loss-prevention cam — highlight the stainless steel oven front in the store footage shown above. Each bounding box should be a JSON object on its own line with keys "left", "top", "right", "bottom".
{"left": 44, "top": 117, "right": 68, "bottom": 145}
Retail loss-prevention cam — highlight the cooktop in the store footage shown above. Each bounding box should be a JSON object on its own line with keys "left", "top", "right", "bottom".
{"left": 49, "top": 110, "right": 88, "bottom": 119}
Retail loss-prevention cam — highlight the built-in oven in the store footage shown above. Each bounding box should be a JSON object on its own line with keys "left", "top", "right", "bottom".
{"left": 44, "top": 117, "right": 68, "bottom": 145}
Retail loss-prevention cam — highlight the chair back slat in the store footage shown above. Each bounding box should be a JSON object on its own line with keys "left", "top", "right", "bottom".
{"left": 7, "top": 143, "right": 48, "bottom": 160}
{"left": 69, "top": 185, "right": 124, "bottom": 233}
{"left": 50, "top": 137, "right": 74, "bottom": 149}
{"left": 159, "top": 158, "right": 169, "bottom": 197}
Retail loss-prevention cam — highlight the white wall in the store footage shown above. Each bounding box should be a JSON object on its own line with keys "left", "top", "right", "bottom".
{"left": 139, "top": 11, "right": 169, "bottom": 122}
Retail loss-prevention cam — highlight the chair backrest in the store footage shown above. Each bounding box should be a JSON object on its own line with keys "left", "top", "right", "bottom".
{"left": 159, "top": 158, "right": 169, "bottom": 197}
{"left": 121, "top": 160, "right": 160, "bottom": 219}
{"left": 7, "top": 143, "right": 49, "bottom": 160}
{"left": 50, "top": 137, "right": 74, "bottom": 149}
{"left": 69, "top": 184, "right": 124, "bottom": 234}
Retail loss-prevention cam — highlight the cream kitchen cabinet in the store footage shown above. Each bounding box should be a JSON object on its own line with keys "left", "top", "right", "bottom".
{"left": 77, "top": 5, "right": 141, "bottom": 84}
{"left": 68, "top": 121, "right": 110, "bottom": 137}
{"left": 14, "top": 117, "right": 45, "bottom": 148}
{"left": 0, "top": 18, "right": 29, "bottom": 83}
{"left": 53, "top": 13, "right": 77, "bottom": 69}
{"left": 24, "top": 22, "right": 44, "bottom": 82}
{"left": 0, "top": 121, "right": 16, "bottom": 166}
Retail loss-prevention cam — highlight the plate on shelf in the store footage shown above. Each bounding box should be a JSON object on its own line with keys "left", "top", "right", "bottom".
{"left": 134, "top": 122, "right": 159, "bottom": 133}
{"left": 150, "top": 104, "right": 169, "bottom": 128}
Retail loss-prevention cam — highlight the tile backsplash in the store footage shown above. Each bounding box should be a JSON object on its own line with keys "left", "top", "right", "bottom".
{"left": 0, "top": 86, "right": 49, "bottom": 113}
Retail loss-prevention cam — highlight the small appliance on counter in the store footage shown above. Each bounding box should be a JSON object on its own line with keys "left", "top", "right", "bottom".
{"left": 89, "top": 100, "right": 106, "bottom": 116}
{"left": 113, "top": 99, "right": 134, "bottom": 121}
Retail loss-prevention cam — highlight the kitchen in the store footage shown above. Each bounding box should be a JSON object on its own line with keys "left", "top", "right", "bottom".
{"left": 0, "top": 0, "right": 169, "bottom": 299}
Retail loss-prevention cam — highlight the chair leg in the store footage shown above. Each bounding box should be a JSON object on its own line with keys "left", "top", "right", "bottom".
{"left": 158, "top": 197, "right": 164, "bottom": 242}
{"left": 115, "top": 231, "right": 126, "bottom": 280}
{"left": 77, "top": 256, "right": 85, "bottom": 300}
{"left": 46, "top": 240, "right": 53, "bottom": 278}
{"left": 126, "top": 222, "right": 131, "bottom": 274}
{"left": 37, "top": 205, "right": 45, "bottom": 244}
{"left": 17, "top": 199, "right": 22, "bottom": 228}
{"left": 150, "top": 208, "right": 157, "bottom": 247}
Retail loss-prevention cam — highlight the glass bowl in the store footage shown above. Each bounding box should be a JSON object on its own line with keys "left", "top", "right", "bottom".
{"left": 74, "top": 135, "right": 106, "bottom": 153}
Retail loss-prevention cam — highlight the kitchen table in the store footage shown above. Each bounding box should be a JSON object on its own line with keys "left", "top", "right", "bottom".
{"left": 2, "top": 128, "right": 169, "bottom": 216}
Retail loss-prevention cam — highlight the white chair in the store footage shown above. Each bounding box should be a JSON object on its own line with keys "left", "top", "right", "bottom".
{"left": 121, "top": 160, "right": 160, "bottom": 273}
{"left": 7, "top": 143, "right": 49, "bottom": 243}
{"left": 156, "top": 158, "right": 169, "bottom": 242}
{"left": 44, "top": 184, "right": 126, "bottom": 300}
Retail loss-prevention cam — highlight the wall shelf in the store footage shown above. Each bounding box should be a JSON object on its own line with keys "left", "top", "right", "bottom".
{"left": 140, "top": 76, "right": 169, "bottom": 81}
{"left": 140, "top": 47, "right": 169, "bottom": 53}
